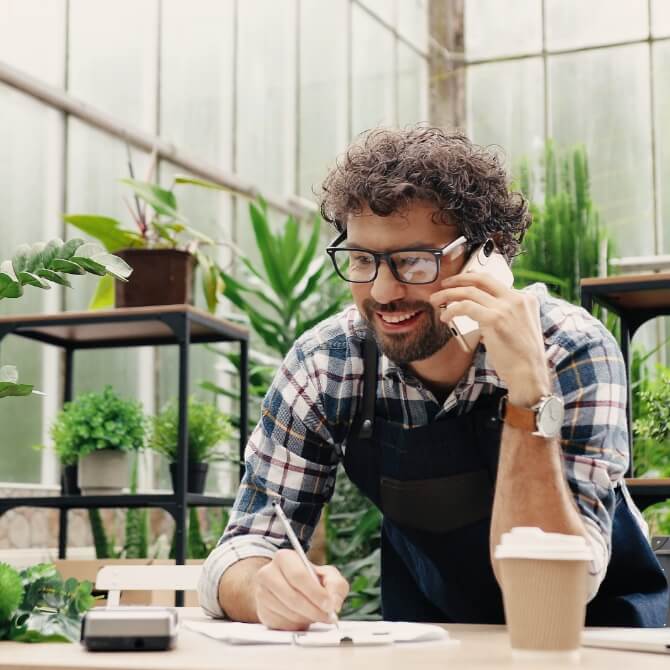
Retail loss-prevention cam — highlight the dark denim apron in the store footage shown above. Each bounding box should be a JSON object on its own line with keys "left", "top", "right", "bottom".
{"left": 342, "top": 336, "right": 668, "bottom": 626}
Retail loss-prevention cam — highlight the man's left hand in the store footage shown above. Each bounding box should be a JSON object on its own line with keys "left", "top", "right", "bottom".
{"left": 430, "top": 272, "right": 551, "bottom": 406}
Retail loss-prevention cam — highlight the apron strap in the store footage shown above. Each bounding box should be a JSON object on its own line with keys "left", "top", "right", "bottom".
{"left": 358, "top": 335, "right": 378, "bottom": 439}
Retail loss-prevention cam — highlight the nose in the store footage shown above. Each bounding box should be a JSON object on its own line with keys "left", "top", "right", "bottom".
{"left": 369, "top": 261, "right": 406, "bottom": 305}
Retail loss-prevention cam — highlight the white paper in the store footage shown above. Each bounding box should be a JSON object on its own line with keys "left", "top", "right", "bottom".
{"left": 184, "top": 620, "right": 453, "bottom": 647}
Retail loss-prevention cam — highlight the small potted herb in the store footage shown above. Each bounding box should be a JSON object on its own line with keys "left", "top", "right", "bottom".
{"left": 50, "top": 386, "right": 146, "bottom": 495}
{"left": 148, "top": 397, "right": 233, "bottom": 493}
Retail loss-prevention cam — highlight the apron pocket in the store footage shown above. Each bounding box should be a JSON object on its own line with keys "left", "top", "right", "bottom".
{"left": 380, "top": 470, "right": 493, "bottom": 533}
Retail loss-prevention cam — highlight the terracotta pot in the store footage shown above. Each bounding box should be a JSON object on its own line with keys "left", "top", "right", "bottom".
{"left": 115, "top": 248, "right": 195, "bottom": 308}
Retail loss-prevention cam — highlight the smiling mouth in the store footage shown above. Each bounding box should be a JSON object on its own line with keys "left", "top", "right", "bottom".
{"left": 377, "top": 310, "right": 423, "bottom": 326}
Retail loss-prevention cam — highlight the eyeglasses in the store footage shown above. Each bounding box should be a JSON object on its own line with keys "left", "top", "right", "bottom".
{"left": 326, "top": 232, "right": 469, "bottom": 284}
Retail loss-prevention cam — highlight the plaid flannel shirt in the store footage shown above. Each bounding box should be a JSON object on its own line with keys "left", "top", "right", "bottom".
{"left": 198, "top": 283, "right": 645, "bottom": 617}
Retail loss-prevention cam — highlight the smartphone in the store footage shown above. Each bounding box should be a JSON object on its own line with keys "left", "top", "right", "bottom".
{"left": 447, "top": 239, "right": 514, "bottom": 352}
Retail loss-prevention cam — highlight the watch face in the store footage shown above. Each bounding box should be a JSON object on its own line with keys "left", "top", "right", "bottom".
{"left": 537, "top": 396, "right": 564, "bottom": 437}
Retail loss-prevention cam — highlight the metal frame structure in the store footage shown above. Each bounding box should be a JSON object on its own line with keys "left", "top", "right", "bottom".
{"left": 581, "top": 273, "right": 670, "bottom": 510}
{"left": 0, "top": 306, "right": 249, "bottom": 606}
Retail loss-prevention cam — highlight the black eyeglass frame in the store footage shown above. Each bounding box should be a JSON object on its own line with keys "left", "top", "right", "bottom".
{"left": 325, "top": 231, "right": 470, "bottom": 285}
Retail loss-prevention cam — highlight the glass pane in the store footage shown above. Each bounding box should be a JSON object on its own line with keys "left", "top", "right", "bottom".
{"left": 0, "top": 0, "right": 65, "bottom": 83}
{"left": 299, "top": 0, "right": 349, "bottom": 200}
{"left": 548, "top": 45, "right": 654, "bottom": 257}
{"left": 654, "top": 42, "right": 670, "bottom": 251}
{"left": 397, "top": 43, "right": 428, "bottom": 127}
{"left": 0, "top": 85, "right": 58, "bottom": 483}
{"left": 0, "top": 0, "right": 66, "bottom": 484}
{"left": 351, "top": 2, "right": 395, "bottom": 137}
{"left": 236, "top": 0, "right": 296, "bottom": 199}
{"left": 545, "top": 0, "right": 648, "bottom": 51}
{"left": 396, "top": 0, "right": 428, "bottom": 52}
{"left": 67, "top": 0, "right": 158, "bottom": 400}
{"left": 467, "top": 58, "right": 545, "bottom": 176}
{"left": 652, "top": 0, "right": 670, "bottom": 37}
{"left": 359, "top": 0, "right": 395, "bottom": 25}
{"left": 68, "top": 0, "right": 158, "bottom": 129}
{"left": 465, "top": 0, "right": 542, "bottom": 61}
{"left": 160, "top": 0, "right": 234, "bottom": 167}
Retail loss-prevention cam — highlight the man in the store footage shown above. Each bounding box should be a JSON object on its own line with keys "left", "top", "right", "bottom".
{"left": 199, "top": 126, "right": 667, "bottom": 629}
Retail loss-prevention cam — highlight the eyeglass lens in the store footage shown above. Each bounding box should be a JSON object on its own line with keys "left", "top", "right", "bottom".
{"left": 332, "top": 249, "right": 439, "bottom": 284}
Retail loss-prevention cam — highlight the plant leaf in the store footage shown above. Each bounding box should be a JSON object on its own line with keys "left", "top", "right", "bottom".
{"left": 288, "top": 215, "right": 321, "bottom": 292}
{"left": 120, "top": 178, "right": 185, "bottom": 222}
{"left": 64, "top": 215, "right": 142, "bottom": 252}
{"left": 50, "top": 259, "right": 86, "bottom": 275}
{"left": 35, "top": 269, "right": 72, "bottom": 288}
{"left": 17, "top": 271, "right": 51, "bottom": 290}
{"left": 248, "top": 201, "right": 287, "bottom": 298}
{"left": 69, "top": 257, "right": 107, "bottom": 276}
{"left": 0, "top": 382, "right": 34, "bottom": 398}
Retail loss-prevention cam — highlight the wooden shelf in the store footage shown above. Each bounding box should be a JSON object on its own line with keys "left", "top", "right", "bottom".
{"left": 0, "top": 304, "right": 248, "bottom": 349}
{"left": 581, "top": 273, "right": 670, "bottom": 316}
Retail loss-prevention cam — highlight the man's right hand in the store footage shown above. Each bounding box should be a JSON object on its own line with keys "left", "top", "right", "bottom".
{"left": 253, "top": 549, "right": 349, "bottom": 631}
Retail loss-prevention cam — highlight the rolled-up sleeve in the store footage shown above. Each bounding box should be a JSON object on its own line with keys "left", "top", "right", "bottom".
{"left": 551, "top": 324, "right": 630, "bottom": 601}
{"left": 198, "top": 343, "right": 340, "bottom": 617}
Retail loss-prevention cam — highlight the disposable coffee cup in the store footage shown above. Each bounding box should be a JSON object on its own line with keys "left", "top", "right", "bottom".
{"left": 494, "top": 527, "right": 592, "bottom": 661}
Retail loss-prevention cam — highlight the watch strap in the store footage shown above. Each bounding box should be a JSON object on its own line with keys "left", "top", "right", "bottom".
{"left": 499, "top": 396, "right": 537, "bottom": 432}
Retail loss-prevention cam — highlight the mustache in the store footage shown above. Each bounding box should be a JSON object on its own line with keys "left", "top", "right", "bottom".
{"left": 363, "top": 299, "right": 430, "bottom": 314}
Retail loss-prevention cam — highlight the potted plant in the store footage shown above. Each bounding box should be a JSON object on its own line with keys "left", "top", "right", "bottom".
{"left": 50, "top": 386, "right": 146, "bottom": 495}
{"left": 148, "top": 397, "right": 233, "bottom": 494}
{"left": 64, "top": 175, "right": 225, "bottom": 312}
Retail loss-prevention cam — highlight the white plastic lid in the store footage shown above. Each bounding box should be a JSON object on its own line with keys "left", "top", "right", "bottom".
{"left": 494, "top": 527, "right": 593, "bottom": 561}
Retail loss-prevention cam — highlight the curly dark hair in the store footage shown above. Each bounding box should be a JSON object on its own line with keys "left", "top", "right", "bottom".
{"left": 319, "top": 126, "right": 531, "bottom": 259}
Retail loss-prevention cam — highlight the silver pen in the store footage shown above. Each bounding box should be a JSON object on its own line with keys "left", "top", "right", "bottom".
{"left": 271, "top": 500, "right": 340, "bottom": 629}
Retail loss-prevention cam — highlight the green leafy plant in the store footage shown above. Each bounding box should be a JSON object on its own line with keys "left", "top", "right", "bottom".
{"left": 633, "top": 365, "right": 670, "bottom": 478}
{"left": 326, "top": 466, "right": 382, "bottom": 619}
{"left": 218, "top": 199, "right": 348, "bottom": 357}
{"left": 0, "top": 239, "right": 131, "bottom": 398}
{"left": 50, "top": 385, "right": 146, "bottom": 463}
{"left": 148, "top": 397, "right": 233, "bottom": 463}
{"left": 514, "top": 141, "right": 615, "bottom": 308}
{"left": 0, "top": 562, "right": 95, "bottom": 643}
{"left": 65, "top": 176, "right": 225, "bottom": 312}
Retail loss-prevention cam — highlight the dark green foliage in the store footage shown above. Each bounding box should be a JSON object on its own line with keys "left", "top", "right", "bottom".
{"left": 326, "top": 466, "right": 382, "bottom": 619}
{"left": 514, "top": 141, "right": 614, "bottom": 306}
{"left": 148, "top": 397, "right": 234, "bottom": 463}
{"left": 50, "top": 385, "right": 146, "bottom": 464}
{"left": 88, "top": 509, "right": 114, "bottom": 559}
{"left": 123, "top": 454, "right": 149, "bottom": 559}
{"left": 633, "top": 366, "right": 670, "bottom": 478}
{"left": 0, "top": 563, "right": 94, "bottom": 643}
{"left": 218, "top": 199, "right": 349, "bottom": 358}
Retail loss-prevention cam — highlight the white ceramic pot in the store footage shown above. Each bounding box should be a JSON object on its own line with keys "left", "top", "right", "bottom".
{"left": 77, "top": 450, "right": 129, "bottom": 495}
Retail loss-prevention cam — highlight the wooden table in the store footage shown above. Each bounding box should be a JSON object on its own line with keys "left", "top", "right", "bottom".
{"left": 1, "top": 608, "right": 669, "bottom": 670}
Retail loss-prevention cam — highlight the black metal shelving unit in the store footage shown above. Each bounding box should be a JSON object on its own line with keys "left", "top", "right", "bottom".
{"left": 0, "top": 305, "right": 249, "bottom": 605}
{"left": 581, "top": 273, "right": 670, "bottom": 510}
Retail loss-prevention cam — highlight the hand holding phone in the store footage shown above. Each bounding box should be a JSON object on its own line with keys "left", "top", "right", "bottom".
{"left": 444, "top": 239, "right": 514, "bottom": 352}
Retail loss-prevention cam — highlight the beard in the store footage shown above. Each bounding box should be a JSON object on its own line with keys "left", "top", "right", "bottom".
{"left": 361, "top": 298, "right": 453, "bottom": 365}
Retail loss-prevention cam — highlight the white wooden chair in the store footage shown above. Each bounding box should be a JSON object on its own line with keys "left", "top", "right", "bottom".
{"left": 95, "top": 565, "right": 203, "bottom": 607}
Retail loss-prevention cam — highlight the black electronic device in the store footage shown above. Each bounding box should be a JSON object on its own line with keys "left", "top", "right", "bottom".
{"left": 80, "top": 607, "right": 178, "bottom": 652}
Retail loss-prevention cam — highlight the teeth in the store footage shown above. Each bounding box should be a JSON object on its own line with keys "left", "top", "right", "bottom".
{"left": 380, "top": 311, "right": 419, "bottom": 324}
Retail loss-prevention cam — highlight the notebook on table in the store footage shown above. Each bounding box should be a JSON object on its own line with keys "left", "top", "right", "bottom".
{"left": 582, "top": 628, "right": 670, "bottom": 654}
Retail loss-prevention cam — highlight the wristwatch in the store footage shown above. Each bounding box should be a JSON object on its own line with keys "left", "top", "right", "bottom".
{"left": 499, "top": 394, "right": 564, "bottom": 439}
